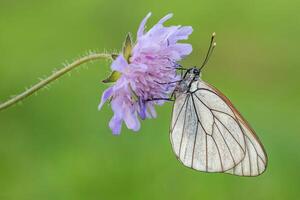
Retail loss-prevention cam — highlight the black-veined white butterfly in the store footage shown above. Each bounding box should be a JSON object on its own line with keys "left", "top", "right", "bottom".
{"left": 169, "top": 33, "right": 268, "bottom": 177}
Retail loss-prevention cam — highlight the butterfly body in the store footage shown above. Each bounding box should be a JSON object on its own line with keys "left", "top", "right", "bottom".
{"left": 175, "top": 67, "right": 201, "bottom": 95}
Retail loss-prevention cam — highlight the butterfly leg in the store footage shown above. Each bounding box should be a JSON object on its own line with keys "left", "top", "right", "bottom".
{"left": 154, "top": 80, "right": 182, "bottom": 85}
{"left": 145, "top": 97, "right": 174, "bottom": 102}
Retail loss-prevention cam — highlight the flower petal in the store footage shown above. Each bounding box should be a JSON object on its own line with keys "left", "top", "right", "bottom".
{"left": 109, "top": 114, "right": 123, "bottom": 135}
{"left": 124, "top": 110, "right": 140, "bottom": 131}
{"left": 148, "top": 104, "right": 157, "bottom": 118}
{"left": 170, "top": 43, "right": 193, "bottom": 58}
{"left": 137, "top": 12, "right": 152, "bottom": 39}
{"left": 168, "top": 26, "right": 193, "bottom": 44}
{"left": 98, "top": 87, "right": 113, "bottom": 110}
{"left": 158, "top": 13, "right": 173, "bottom": 24}
{"left": 111, "top": 55, "right": 128, "bottom": 72}
{"left": 138, "top": 99, "right": 146, "bottom": 120}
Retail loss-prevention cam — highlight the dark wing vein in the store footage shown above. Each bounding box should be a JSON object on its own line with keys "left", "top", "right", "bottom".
{"left": 193, "top": 94, "right": 246, "bottom": 154}
{"left": 191, "top": 120, "right": 199, "bottom": 168}
{"left": 191, "top": 92, "right": 243, "bottom": 172}
{"left": 200, "top": 81, "right": 267, "bottom": 176}
{"left": 214, "top": 121, "right": 236, "bottom": 165}
{"left": 171, "top": 94, "right": 189, "bottom": 132}
{"left": 178, "top": 95, "right": 190, "bottom": 158}
{"left": 208, "top": 134, "right": 224, "bottom": 171}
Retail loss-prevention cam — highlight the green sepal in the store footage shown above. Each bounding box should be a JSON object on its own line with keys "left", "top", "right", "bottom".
{"left": 103, "top": 33, "right": 133, "bottom": 83}
{"left": 122, "top": 33, "right": 133, "bottom": 62}
{"left": 102, "top": 71, "right": 121, "bottom": 83}
{"left": 111, "top": 54, "right": 119, "bottom": 60}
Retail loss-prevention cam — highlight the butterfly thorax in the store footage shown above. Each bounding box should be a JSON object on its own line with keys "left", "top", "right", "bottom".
{"left": 174, "top": 67, "right": 201, "bottom": 95}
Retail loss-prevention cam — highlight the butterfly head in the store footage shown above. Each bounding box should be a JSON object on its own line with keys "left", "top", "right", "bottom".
{"left": 191, "top": 67, "right": 200, "bottom": 76}
{"left": 185, "top": 67, "right": 201, "bottom": 80}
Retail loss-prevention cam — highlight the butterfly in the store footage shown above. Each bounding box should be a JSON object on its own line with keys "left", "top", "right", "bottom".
{"left": 169, "top": 33, "right": 268, "bottom": 176}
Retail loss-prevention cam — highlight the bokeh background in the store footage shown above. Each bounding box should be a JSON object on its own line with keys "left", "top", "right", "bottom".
{"left": 0, "top": 0, "right": 299, "bottom": 199}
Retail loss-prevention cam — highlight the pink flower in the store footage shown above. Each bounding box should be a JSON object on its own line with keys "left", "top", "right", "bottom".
{"left": 99, "top": 12, "right": 193, "bottom": 134}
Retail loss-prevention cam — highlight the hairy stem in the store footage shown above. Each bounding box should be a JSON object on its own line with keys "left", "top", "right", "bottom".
{"left": 0, "top": 52, "right": 112, "bottom": 111}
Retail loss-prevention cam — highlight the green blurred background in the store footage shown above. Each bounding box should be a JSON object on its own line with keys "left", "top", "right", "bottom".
{"left": 0, "top": 0, "right": 299, "bottom": 199}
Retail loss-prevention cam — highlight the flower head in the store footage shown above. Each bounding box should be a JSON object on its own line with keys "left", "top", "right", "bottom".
{"left": 99, "top": 12, "right": 193, "bottom": 134}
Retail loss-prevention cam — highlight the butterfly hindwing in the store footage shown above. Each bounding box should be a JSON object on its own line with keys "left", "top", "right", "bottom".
{"left": 170, "top": 80, "right": 267, "bottom": 176}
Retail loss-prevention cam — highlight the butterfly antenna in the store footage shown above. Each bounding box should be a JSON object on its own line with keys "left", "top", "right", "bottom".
{"left": 199, "top": 32, "right": 217, "bottom": 71}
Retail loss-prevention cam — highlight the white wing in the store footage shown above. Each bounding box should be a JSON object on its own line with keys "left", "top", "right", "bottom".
{"left": 170, "top": 80, "right": 267, "bottom": 176}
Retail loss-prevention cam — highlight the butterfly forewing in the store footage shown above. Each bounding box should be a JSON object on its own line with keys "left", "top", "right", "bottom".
{"left": 170, "top": 80, "right": 267, "bottom": 176}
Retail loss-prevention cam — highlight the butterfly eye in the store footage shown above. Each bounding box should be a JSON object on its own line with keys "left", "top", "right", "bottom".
{"left": 193, "top": 68, "right": 200, "bottom": 75}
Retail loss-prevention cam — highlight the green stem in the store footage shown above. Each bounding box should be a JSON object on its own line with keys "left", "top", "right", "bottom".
{"left": 0, "top": 52, "right": 112, "bottom": 111}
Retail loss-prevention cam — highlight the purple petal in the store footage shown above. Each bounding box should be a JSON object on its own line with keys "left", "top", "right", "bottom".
{"left": 158, "top": 13, "right": 173, "bottom": 24}
{"left": 145, "top": 25, "right": 177, "bottom": 45}
{"left": 137, "top": 12, "right": 152, "bottom": 39}
{"left": 124, "top": 111, "right": 140, "bottom": 131}
{"left": 109, "top": 114, "right": 123, "bottom": 135}
{"left": 178, "top": 26, "right": 193, "bottom": 37}
{"left": 98, "top": 87, "right": 113, "bottom": 110}
{"left": 111, "top": 55, "right": 128, "bottom": 72}
{"left": 145, "top": 103, "right": 157, "bottom": 118}
{"left": 168, "top": 26, "right": 193, "bottom": 44}
{"left": 113, "top": 77, "right": 128, "bottom": 91}
{"left": 138, "top": 99, "right": 146, "bottom": 120}
{"left": 110, "top": 97, "right": 125, "bottom": 117}
{"left": 149, "top": 107, "right": 157, "bottom": 118}
{"left": 170, "top": 43, "right": 193, "bottom": 58}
